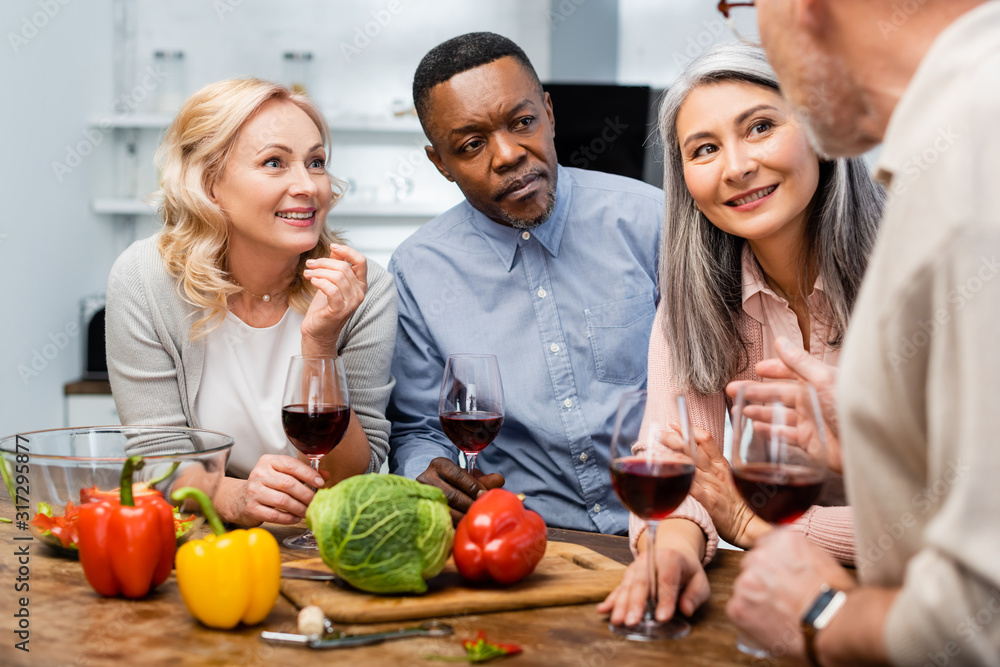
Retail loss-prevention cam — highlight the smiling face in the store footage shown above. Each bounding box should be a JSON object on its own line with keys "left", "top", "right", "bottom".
{"left": 676, "top": 80, "right": 820, "bottom": 248}
{"left": 212, "top": 98, "right": 332, "bottom": 260}
{"left": 421, "top": 56, "right": 558, "bottom": 228}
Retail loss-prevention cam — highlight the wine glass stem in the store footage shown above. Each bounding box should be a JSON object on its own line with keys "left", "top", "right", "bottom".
{"left": 309, "top": 456, "right": 322, "bottom": 492}
{"left": 645, "top": 520, "right": 660, "bottom": 620}
{"left": 465, "top": 453, "right": 478, "bottom": 475}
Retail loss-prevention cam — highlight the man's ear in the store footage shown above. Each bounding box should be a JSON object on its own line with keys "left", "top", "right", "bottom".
{"left": 425, "top": 145, "right": 454, "bottom": 182}
{"left": 543, "top": 91, "right": 555, "bottom": 137}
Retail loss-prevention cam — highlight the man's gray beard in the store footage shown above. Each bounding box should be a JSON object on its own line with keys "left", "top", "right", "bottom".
{"left": 791, "top": 44, "right": 879, "bottom": 158}
{"left": 499, "top": 188, "right": 557, "bottom": 229}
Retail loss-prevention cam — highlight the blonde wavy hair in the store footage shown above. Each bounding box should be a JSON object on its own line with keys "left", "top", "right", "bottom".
{"left": 154, "top": 78, "right": 346, "bottom": 336}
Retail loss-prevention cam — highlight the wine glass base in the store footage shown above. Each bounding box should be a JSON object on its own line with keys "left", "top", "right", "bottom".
{"left": 609, "top": 617, "right": 690, "bottom": 641}
{"left": 736, "top": 632, "right": 771, "bottom": 658}
{"left": 283, "top": 530, "right": 319, "bottom": 550}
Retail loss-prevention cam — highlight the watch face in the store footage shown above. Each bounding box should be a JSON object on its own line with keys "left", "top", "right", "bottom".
{"left": 803, "top": 587, "right": 838, "bottom": 627}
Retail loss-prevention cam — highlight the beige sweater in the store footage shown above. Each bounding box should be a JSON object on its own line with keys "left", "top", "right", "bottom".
{"left": 838, "top": 4, "right": 1000, "bottom": 664}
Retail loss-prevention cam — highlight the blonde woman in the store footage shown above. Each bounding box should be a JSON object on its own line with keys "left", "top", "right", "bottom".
{"left": 106, "top": 79, "right": 397, "bottom": 526}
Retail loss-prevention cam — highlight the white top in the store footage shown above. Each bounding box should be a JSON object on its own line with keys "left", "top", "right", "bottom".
{"left": 194, "top": 308, "right": 304, "bottom": 478}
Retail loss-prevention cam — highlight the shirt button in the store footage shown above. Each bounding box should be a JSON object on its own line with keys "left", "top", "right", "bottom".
{"left": 550, "top": 343, "right": 560, "bottom": 353}
{"left": 593, "top": 503, "right": 602, "bottom": 513}
{"left": 563, "top": 398, "right": 573, "bottom": 408}
{"left": 521, "top": 231, "right": 530, "bottom": 240}
{"left": 579, "top": 452, "right": 588, "bottom": 463}
{"left": 537, "top": 288, "right": 547, "bottom": 298}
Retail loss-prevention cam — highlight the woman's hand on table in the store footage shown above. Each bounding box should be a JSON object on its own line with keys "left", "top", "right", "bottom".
{"left": 301, "top": 244, "right": 368, "bottom": 354}
{"left": 687, "top": 426, "right": 771, "bottom": 549}
{"left": 596, "top": 519, "right": 710, "bottom": 626}
{"left": 219, "top": 454, "right": 331, "bottom": 527}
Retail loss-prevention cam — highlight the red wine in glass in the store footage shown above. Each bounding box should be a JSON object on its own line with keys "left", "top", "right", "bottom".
{"left": 440, "top": 411, "right": 503, "bottom": 455}
{"left": 729, "top": 384, "right": 827, "bottom": 657}
{"left": 438, "top": 355, "right": 504, "bottom": 475}
{"left": 610, "top": 458, "right": 694, "bottom": 521}
{"left": 281, "top": 355, "right": 350, "bottom": 551}
{"left": 732, "top": 462, "right": 824, "bottom": 525}
{"left": 608, "top": 389, "right": 696, "bottom": 641}
{"left": 281, "top": 404, "right": 351, "bottom": 457}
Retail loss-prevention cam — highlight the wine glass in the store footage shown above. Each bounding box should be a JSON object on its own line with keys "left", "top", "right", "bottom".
{"left": 608, "top": 389, "right": 696, "bottom": 640}
{"left": 281, "top": 355, "right": 351, "bottom": 550}
{"left": 729, "top": 381, "right": 827, "bottom": 657}
{"left": 438, "top": 354, "right": 504, "bottom": 475}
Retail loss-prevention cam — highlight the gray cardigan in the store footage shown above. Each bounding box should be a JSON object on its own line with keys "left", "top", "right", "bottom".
{"left": 105, "top": 235, "right": 398, "bottom": 473}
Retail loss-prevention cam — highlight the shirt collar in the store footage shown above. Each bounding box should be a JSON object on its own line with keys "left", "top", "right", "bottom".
{"left": 468, "top": 164, "right": 573, "bottom": 272}
{"left": 740, "top": 242, "right": 825, "bottom": 325}
{"left": 875, "top": 2, "right": 1000, "bottom": 187}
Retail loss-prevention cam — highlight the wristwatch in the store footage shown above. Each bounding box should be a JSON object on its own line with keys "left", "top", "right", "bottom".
{"left": 801, "top": 584, "right": 847, "bottom": 667}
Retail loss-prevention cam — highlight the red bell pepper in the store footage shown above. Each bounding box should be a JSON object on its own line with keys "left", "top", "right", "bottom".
{"left": 77, "top": 456, "right": 176, "bottom": 598}
{"left": 453, "top": 488, "right": 547, "bottom": 585}
{"left": 80, "top": 461, "right": 179, "bottom": 504}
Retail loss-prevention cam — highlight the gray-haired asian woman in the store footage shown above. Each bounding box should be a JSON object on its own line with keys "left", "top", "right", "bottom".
{"left": 599, "top": 42, "right": 883, "bottom": 629}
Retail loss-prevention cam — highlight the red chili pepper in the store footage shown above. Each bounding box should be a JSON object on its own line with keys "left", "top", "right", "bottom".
{"left": 453, "top": 488, "right": 547, "bottom": 585}
{"left": 462, "top": 630, "right": 523, "bottom": 662}
{"left": 77, "top": 456, "right": 176, "bottom": 598}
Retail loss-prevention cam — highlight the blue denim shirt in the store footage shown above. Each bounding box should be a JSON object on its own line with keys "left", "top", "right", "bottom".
{"left": 387, "top": 166, "right": 662, "bottom": 534}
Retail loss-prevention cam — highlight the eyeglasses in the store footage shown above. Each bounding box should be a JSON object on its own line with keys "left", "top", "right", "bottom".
{"left": 717, "top": 1, "right": 759, "bottom": 44}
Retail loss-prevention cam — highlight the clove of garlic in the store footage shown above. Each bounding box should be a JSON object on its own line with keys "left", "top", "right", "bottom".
{"left": 297, "top": 605, "right": 327, "bottom": 638}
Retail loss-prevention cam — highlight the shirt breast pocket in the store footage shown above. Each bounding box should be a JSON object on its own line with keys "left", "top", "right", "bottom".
{"left": 585, "top": 293, "right": 656, "bottom": 385}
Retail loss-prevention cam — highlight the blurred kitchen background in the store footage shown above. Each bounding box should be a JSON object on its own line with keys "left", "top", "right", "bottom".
{"left": 0, "top": 0, "right": 743, "bottom": 436}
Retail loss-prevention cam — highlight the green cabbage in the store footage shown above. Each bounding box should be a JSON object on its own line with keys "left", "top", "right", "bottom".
{"left": 307, "top": 474, "right": 454, "bottom": 594}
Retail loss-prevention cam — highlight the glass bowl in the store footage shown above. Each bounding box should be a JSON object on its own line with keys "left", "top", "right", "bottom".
{"left": 0, "top": 426, "right": 233, "bottom": 557}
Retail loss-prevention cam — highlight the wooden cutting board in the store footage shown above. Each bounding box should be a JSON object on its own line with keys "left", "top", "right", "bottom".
{"left": 281, "top": 540, "right": 626, "bottom": 623}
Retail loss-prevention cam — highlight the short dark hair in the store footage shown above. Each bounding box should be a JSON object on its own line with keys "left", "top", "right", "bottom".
{"left": 412, "top": 32, "right": 542, "bottom": 130}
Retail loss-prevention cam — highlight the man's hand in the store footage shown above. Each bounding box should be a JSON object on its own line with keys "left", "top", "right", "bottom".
{"left": 728, "top": 336, "right": 843, "bottom": 474}
{"left": 416, "top": 457, "right": 505, "bottom": 524}
{"left": 727, "top": 529, "right": 856, "bottom": 659}
{"left": 597, "top": 519, "right": 710, "bottom": 626}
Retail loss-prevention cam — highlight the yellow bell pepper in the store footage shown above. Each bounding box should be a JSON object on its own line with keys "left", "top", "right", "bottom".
{"left": 171, "top": 487, "right": 281, "bottom": 629}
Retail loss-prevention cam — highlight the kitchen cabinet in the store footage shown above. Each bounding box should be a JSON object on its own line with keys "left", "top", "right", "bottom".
{"left": 64, "top": 381, "right": 119, "bottom": 428}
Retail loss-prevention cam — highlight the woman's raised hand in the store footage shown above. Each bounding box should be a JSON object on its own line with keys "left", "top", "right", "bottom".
{"left": 301, "top": 244, "right": 368, "bottom": 354}
{"left": 687, "top": 426, "right": 771, "bottom": 549}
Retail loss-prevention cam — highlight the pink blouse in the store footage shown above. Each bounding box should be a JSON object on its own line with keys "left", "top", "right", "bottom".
{"left": 631, "top": 244, "right": 855, "bottom": 565}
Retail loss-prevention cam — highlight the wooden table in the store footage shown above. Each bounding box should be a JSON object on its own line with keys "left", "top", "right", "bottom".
{"left": 0, "top": 502, "right": 794, "bottom": 666}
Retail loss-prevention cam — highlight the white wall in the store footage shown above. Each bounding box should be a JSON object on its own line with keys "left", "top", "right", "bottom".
{"left": 617, "top": 0, "right": 735, "bottom": 87}
{"left": 0, "top": 0, "right": 553, "bottom": 437}
{"left": 1, "top": 1, "right": 117, "bottom": 437}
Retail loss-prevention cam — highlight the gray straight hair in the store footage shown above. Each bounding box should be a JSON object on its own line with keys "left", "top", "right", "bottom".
{"left": 657, "top": 42, "right": 884, "bottom": 395}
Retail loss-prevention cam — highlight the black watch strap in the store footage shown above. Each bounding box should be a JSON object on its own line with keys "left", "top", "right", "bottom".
{"left": 801, "top": 585, "right": 847, "bottom": 667}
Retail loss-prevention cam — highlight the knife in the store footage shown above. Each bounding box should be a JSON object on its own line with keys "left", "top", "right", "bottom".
{"left": 281, "top": 566, "right": 338, "bottom": 581}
